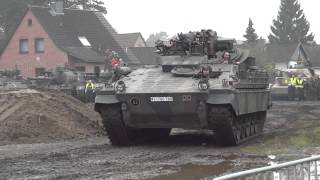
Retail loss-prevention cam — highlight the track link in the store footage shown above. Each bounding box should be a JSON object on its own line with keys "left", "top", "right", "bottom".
{"left": 99, "top": 104, "right": 132, "bottom": 146}
{"left": 97, "top": 104, "right": 171, "bottom": 146}
{"left": 208, "top": 105, "right": 266, "bottom": 146}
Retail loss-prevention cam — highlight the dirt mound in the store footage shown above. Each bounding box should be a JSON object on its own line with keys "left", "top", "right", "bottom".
{"left": 0, "top": 89, "right": 104, "bottom": 145}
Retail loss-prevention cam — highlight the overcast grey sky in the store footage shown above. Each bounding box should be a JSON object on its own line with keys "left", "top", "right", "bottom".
{"left": 103, "top": 0, "right": 319, "bottom": 42}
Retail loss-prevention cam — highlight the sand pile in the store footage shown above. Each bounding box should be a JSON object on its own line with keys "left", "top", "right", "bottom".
{"left": 0, "top": 89, "right": 104, "bottom": 145}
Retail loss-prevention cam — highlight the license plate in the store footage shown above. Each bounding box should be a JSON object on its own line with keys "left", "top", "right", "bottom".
{"left": 150, "top": 97, "right": 174, "bottom": 102}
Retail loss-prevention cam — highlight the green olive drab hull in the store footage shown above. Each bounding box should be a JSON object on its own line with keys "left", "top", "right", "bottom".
{"left": 95, "top": 29, "right": 271, "bottom": 146}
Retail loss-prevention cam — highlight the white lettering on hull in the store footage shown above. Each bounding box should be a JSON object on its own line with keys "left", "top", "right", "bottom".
{"left": 150, "top": 97, "right": 174, "bottom": 102}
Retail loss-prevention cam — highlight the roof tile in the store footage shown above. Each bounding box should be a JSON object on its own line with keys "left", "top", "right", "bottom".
{"left": 29, "top": 6, "right": 140, "bottom": 64}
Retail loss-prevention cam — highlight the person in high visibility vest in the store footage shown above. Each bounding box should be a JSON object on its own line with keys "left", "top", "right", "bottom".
{"left": 286, "top": 74, "right": 297, "bottom": 100}
{"left": 85, "top": 80, "right": 96, "bottom": 103}
{"left": 296, "top": 75, "right": 304, "bottom": 101}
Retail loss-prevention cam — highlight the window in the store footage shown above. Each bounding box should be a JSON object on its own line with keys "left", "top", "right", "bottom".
{"left": 35, "top": 38, "right": 44, "bottom": 53}
{"left": 28, "top": 19, "right": 32, "bottom": 27}
{"left": 19, "top": 39, "right": 28, "bottom": 54}
{"left": 78, "top": 36, "right": 91, "bottom": 46}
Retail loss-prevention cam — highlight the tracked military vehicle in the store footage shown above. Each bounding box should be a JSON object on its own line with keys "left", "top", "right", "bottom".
{"left": 271, "top": 64, "right": 320, "bottom": 100}
{"left": 95, "top": 29, "right": 271, "bottom": 146}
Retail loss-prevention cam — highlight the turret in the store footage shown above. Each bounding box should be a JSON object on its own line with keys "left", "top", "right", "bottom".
{"left": 155, "top": 29, "right": 234, "bottom": 59}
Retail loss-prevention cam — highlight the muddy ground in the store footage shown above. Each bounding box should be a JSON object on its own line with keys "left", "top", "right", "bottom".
{"left": 1, "top": 101, "right": 320, "bottom": 179}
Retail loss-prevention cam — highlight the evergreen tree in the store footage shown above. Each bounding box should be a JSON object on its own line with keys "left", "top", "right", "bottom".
{"left": 268, "top": 0, "right": 314, "bottom": 44}
{"left": 28, "top": 0, "right": 106, "bottom": 12}
{"left": 146, "top": 32, "right": 169, "bottom": 47}
{"left": 63, "top": 0, "right": 106, "bottom": 12}
{"left": 243, "top": 18, "right": 258, "bottom": 44}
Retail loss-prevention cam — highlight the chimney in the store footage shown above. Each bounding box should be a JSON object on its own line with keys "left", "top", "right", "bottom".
{"left": 50, "top": 0, "right": 64, "bottom": 16}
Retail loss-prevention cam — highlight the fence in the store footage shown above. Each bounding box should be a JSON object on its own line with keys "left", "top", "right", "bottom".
{"left": 214, "top": 155, "right": 320, "bottom": 180}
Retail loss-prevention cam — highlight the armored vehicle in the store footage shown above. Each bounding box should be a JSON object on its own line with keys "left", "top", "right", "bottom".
{"left": 271, "top": 63, "right": 320, "bottom": 100}
{"left": 95, "top": 29, "right": 271, "bottom": 146}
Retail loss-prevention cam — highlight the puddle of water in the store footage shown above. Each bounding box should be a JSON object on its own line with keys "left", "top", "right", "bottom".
{"left": 147, "top": 161, "right": 233, "bottom": 180}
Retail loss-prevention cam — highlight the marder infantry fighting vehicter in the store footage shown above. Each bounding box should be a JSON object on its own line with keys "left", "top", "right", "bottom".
{"left": 95, "top": 29, "right": 271, "bottom": 146}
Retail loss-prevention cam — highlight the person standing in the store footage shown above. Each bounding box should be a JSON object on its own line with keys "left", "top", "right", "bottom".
{"left": 296, "top": 75, "right": 304, "bottom": 101}
{"left": 85, "top": 80, "right": 95, "bottom": 103}
{"left": 287, "top": 74, "right": 297, "bottom": 100}
{"left": 316, "top": 75, "right": 320, "bottom": 100}
{"left": 110, "top": 54, "right": 122, "bottom": 82}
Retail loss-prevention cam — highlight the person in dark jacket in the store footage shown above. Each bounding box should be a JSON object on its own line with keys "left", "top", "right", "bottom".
{"left": 85, "top": 80, "right": 95, "bottom": 103}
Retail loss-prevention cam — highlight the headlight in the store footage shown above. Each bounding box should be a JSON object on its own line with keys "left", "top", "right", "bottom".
{"left": 115, "top": 81, "right": 126, "bottom": 92}
{"left": 198, "top": 80, "right": 209, "bottom": 90}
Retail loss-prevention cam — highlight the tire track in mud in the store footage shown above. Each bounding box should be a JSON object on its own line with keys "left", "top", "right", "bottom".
{"left": 244, "top": 101, "right": 320, "bottom": 154}
{"left": 0, "top": 134, "right": 269, "bottom": 180}
{"left": 264, "top": 101, "right": 319, "bottom": 134}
